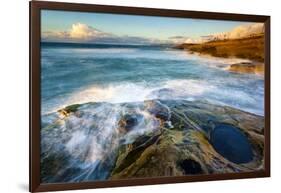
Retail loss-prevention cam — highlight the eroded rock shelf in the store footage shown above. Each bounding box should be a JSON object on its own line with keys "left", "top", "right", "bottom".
{"left": 41, "top": 99, "right": 264, "bottom": 183}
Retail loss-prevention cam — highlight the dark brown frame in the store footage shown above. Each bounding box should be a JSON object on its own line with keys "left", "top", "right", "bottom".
{"left": 30, "top": 1, "right": 271, "bottom": 192}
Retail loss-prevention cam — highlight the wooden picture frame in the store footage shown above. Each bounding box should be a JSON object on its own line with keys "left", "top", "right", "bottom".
{"left": 30, "top": 1, "right": 270, "bottom": 192}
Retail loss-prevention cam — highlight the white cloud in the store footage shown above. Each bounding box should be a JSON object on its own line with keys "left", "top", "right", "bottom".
{"left": 181, "top": 23, "right": 264, "bottom": 44}
{"left": 42, "top": 22, "right": 161, "bottom": 44}
{"left": 69, "top": 23, "right": 108, "bottom": 40}
{"left": 42, "top": 31, "right": 69, "bottom": 39}
{"left": 42, "top": 22, "right": 264, "bottom": 45}
{"left": 42, "top": 23, "right": 110, "bottom": 41}
{"left": 212, "top": 23, "right": 264, "bottom": 40}
{"left": 184, "top": 37, "right": 205, "bottom": 44}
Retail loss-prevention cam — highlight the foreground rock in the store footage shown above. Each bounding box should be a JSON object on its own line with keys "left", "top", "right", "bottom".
{"left": 41, "top": 100, "right": 264, "bottom": 182}
{"left": 110, "top": 100, "right": 264, "bottom": 179}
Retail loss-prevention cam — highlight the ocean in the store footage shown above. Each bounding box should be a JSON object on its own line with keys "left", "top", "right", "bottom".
{"left": 41, "top": 42, "right": 264, "bottom": 116}
{"left": 40, "top": 42, "right": 265, "bottom": 183}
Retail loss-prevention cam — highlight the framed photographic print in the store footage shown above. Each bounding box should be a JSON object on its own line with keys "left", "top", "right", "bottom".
{"left": 30, "top": 1, "right": 270, "bottom": 192}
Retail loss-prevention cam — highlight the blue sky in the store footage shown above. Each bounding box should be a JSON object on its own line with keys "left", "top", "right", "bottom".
{"left": 41, "top": 10, "right": 256, "bottom": 43}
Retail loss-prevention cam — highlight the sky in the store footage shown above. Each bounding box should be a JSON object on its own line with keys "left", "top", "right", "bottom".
{"left": 41, "top": 10, "right": 260, "bottom": 44}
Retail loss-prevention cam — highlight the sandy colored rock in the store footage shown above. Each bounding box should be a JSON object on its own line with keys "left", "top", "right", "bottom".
{"left": 227, "top": 62, "right": 264, "bottom": 74}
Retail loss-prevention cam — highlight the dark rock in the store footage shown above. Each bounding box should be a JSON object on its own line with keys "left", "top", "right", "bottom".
{"left": 57, "top": 104, "right": 82, "bottom": 117}
{"left": 146, "top": 101, "right": 171, "bottom": 121}
{"left": 179, "top": 159, "right": 203, "bottom": 174}
{"left": 118, "top": 114, "right": 143, "bottom": 133}
{"left": 228, "top": 62, "right": 264, "bottom": 74}
{"left": 64, "top": 104, "right": 81, "bottom": 113}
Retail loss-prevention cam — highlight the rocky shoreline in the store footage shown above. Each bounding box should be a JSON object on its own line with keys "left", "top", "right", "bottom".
{"left": 41, "top": 99, "right": 264, "bottom": 182}
{"left": 175, "top": 35, "right": 265, "bottom": 74}
{"left": 227, "top": 62, "right": 264, "bottom": 75}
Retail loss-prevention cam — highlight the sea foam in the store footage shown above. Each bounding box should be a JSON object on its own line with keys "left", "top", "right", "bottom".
{"left": 43, "top": 78, "right": 263, "bottom": 116}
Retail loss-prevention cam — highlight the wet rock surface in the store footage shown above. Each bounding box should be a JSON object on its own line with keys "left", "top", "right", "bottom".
{"left": 118, "top": 114, "right": 144, "bottom": 133}
{"left": 41, "top": 99, "right": 264, "bottom": 182}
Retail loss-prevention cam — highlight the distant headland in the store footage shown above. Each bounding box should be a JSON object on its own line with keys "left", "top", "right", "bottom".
{"left": 175, "top": 23, "right": 265, "bottom": 75}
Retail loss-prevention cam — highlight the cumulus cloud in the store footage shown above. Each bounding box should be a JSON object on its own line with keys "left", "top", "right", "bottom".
{"left": 42, "top": 22, "right": 162, "bottom": 44}
{"left": 168, "top": 36, "right": 205, "bottom": 44}
{"left": 42, "top": 22, "right": 264, "bottom": 45}
{"left": 69, "top": 23, "right": 109, "bottom": 39}
{"left": 42, "top": 23, "right": 110, "bottom": 42}
{"left": 211, "top": 23, "right": 264, "bottom": 40}
{"left": 168, "top": 23, "right": 264, "bottom": 44}
{"left": 184, "top": 37, "right": 206, "bottom": 44}
{"left": 42, "top": 31, "right": 70, "bottom": 39}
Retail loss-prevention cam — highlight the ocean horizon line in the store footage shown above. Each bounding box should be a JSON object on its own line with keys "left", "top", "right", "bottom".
{"left": 41, "top": 41, "right": 174, "bottom": 47}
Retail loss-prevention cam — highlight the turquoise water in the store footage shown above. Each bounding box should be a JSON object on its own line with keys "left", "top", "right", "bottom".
{"left": 40, "top": 42, "right": 264, "bottom": 183}
{"left": 41, "top": 42, "right": 264, "bottom": 115}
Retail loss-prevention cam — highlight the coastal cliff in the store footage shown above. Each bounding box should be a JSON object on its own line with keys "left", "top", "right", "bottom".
{"left": 176, "top": 34, "right": 265, "bottom": 74}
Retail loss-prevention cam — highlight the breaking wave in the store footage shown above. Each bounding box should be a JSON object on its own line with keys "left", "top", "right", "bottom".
{"left": 44, "top": 78, "right": 263, "bottom": 116}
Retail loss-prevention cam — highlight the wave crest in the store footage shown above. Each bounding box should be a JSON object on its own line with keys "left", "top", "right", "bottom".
{"left": 64, "top": 79, "right": 214, "bottom": 106}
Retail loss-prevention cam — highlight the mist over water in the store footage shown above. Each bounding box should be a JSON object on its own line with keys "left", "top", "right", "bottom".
{"left": 41, "top": 42, "right": 264, "bottom": 116}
